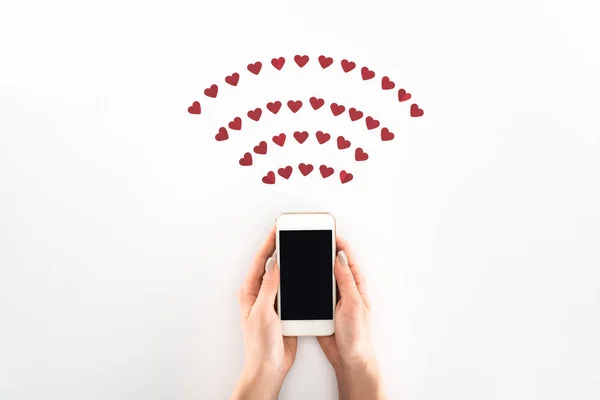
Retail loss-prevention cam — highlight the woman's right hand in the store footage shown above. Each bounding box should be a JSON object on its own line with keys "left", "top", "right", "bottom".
{"left": 317, "top": 237, "right": 386, "bottom": 400}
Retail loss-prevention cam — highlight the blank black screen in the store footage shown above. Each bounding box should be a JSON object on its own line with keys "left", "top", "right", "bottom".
{"left": 279, "top": 230, "right": 333, "bottom": 320}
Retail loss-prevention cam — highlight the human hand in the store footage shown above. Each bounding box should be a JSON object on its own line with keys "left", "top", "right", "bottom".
{"left": 231, "top": 227, "right": 297, "bottom": 400}
{"left": 317, "top": 237, "right": 385, "bottom": 400}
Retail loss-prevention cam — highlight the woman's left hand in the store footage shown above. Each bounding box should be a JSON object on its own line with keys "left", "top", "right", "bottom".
{"left": 231, "top": 227, "right": 297, "bottom": 400}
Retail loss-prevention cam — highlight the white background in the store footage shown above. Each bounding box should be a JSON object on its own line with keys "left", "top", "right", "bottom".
{"left": 1, "top": 0, "right": 599, "bottom": 399}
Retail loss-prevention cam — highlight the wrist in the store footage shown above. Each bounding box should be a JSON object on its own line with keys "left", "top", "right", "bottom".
{"left": 231, "top": 366, "right": 285, "bottom": 400}
{"left": 339, "top": 356, "right": 385, "bottom": 400}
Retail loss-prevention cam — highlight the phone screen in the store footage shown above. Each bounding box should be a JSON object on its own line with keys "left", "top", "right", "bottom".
{"left": 279, "top": 229, "right": 333, "bottom": 320}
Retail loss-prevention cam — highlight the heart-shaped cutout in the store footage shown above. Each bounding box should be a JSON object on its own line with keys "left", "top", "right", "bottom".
{"left": 247, "top": 62, "right": 262, "bottom": 75}
{"left": 316, "top": 131, "right": 331, "bottom": 144}
{"left": 355, "top": 148, "right": 368, "bottom": 161}
{"left": 340, "top": 170, "right": 353, "bottom": 184}
{"left": 361, "top": 67, "right": 375, "bottom": 80}
{"left": 298, "top": 163, "right": 314, "bottom": 176}
{"left": 365, "top": 116, "right": 380, "bottom": 130}
{"left": 410, "top": 104, "right": 424, "bottom": 117}
{"left": 381, "top": 76, "right": 395, "bottom": 90}
{"left": 247, "top": 108, "right": 262, "bottom": 121}
{"left": 204, "top": 84, "right": 218, "bottom": 98}
{"left": 398, "top": 89, "right": 412, "bottom": 102}
{"left": 310, "top": 97, "right": 325, "bottom": 110}
{"left": 318, "top": 55, "right": 333, "bottom": 68}
{"left": 254, "top": 141, "right": 267, "bottom": 155}
{"left": 330, "top": 103, "right": 346, "bottom": 116}
{"left": 215, "top": 127, "right": 228, "bottom": 141}
{"left": 228, "top": 117, "right": 242, "bottom": 130}
{"left": 287, "top": 100, "right": 303, "bottom": 113}
{"left": 272, "top": 133, "right": 286, "bottom": 147}
{"left": 271, "top": 57, "right": 285, "bottom": 70}
{"left": 337, "top": 136, "right": 351, "bottom": 150}
{"left": 319, "top": 165, "right": 334, "bottom": 178}
{"left": 293, "top": 131, "right": 309, "bottom": 144}
{"left": 239, "top": 152, "right": 252, "bottom": 166}
{"left": 267, "top": 101, "right": 282, "bottom": 114}
{"left": 225, "top": 73, "right": 239, "bottom": 86}
{"left": 349, "top": 107, "right": 363, "bottom": 121}
{"left": 278, "top": 166, "right": 293, "bottom": 179}
{"left": 262, "top": 171, "right": 275, "bottom": 185}
{"left": 341, "top": 59, "right": 356, "bottom": 73}
{"left": 294, "top": 55, "right": 309, "bottom": 67}
{"left": 188, "top": 101, "right": 201, "bottom": 115}
{"left": 381, "top": 127, "right": 395, "bottom": 141}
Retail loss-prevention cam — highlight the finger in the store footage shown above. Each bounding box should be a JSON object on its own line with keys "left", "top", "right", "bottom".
{"left": 256, "top": 257, "right": 279, "bottom": 307}
{"left": 336, "top": 236, "right": 370, "bottom": 306}
{"left": 334, "top": 250, "right": 360, "bottom": 300}
{"left": 239, "top": 227, "right": 276, "bottom": 316}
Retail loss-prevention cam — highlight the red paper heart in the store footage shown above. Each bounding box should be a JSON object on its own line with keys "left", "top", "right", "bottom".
{"left": 318, "top": 55, "right": 333, "bottom": 69}
{"left": 225, "top": 73, "right": 239, "bottom": 86}
{"left": 298, "top": 163, "right": 314, "bottom": 176}
{"left": 239, "top": 152, "right": 252, "bottom": 166}
{"left": 247, "top": 61, "right": 262, "bottom": 75}
{"left": 278, "top": 166, "right": 293, "bottom": 179}
{"left": 204, "top": 84, "right": 218, "bottom": 98}
{"left": 381, "top": 127, "right": 395, "bottom": 141}
{"left": 188, "top": 101, "right": 201, "bottom": 114}
{"left": 247, "top": 108, "right": 263, "bottom": 121}
{"left": 228, "top": 117, "right": 242, "bottom": 130}
{"left": 381, "top": 76, "right": 395, "bottom": 90}
{"left": 337, "top": 136, "right": 351, "bottom": 150}
{"left": 294, "top": 55, "right": 309, "bottom": 67}
{"left": 361, "top": 67, "right": 375, "bottom": 80}
{"left": 262, "top": 171, "right": 275, "bottom": 185}
{"left": 398, "top": 89, "right": 412, "bottom": 102}
{"left": 355, "top": 148, "right": 368, "bottom": 161}
{"left": 365, "top": 116, "right": 380, "bottom": 130}
{"left": 293, "top": 131, "right": 309, "bottom": 144}
{"left": 316, "top": 131, "right": 331, "bottom": 144}
{"left": 271, "top": 57, "right": 285, "bottom": 70}
{"left": 267, "top": 101, "right": 282, "bottom": 114}
{"left": 330, "top": 103, "right": 346, "bottom": 116}
{"left": 349, "top": 107, "right": 363, "bottom": 121}
{"left": 410, "top": 104, "right": 424, "bottom": 117}
{"left": 341, "top": 59, "right": 356, "bottom": 73}
{"left": 287, "top": 100, "right": 303, "bottom": 113}
{"left": 340, "top": 170, "right": 353, "bottom": 184}
{"left": 272, "top": 133, "right": 286, "bottom": 147}
{"left": 254, "top": 141, "right": 267, "bottom": 155}
{"left": 215, "top": 127, "right": 228, "bottom": 141}
{"left": 319, "top": 165, "right": 334, "bottom": 178}
{"left": 310, "top": 97, "right": 325, "bottom": 110}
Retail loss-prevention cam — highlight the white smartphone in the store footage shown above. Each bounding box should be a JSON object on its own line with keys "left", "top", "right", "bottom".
{"left": 276, "top": 212, "right": 336, "bottom": 336}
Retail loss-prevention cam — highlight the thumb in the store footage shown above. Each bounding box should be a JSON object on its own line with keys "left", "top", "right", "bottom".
{"left": 334, "top": 250, "right": 360, "bottom": 299}
{"left": 256, "top": 255, "right": 279, "bottom": 307}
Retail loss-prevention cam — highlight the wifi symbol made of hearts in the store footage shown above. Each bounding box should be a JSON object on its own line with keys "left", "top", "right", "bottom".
{"left": 187, "top": 54, "right": 425, "bottom": 184}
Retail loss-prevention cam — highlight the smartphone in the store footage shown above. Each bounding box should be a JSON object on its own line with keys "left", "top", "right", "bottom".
{"left": 276, "top": 213, "right": 336, "bottom": 336}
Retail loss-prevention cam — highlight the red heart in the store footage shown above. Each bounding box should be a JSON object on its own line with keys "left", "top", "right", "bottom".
{"left": 215, "top": 127, "right": 228, "bottom": 141}
{"left": 341, "top": 59, "right": 356, "bottom": 73}
{"left": 287, "top": 100, "right": 303, "bottom": 113}
{"left": 318, "top": 55, "right": 334, "bottom": 69}
{"left": 239, "top": 152, "right": 252, "bottom": 166}
{"left": 267, "top": 101, "right": 282, "bottom": 114}
{"left": 381, "top": 76, "right": 395, "bottom": 90}
{"left": 278, "top": 166, "right": 293, "bottom": 179}
{"left": 330, "top": 103, "right": 346, "bottom": 116}
{"left": 204, "top": 84, "right": 218, "bottom": 98}
{"left": 319, "top": 165, "right": 334, "bottom": 178}
{"left": 294, "top": 55, "right": 309, "bottom": 67}
{"left": 271, "top": 57, "right": 285, "bottom": 70}
{"left": 247, "top": 108, "right": 263, "bottom": 121}
{"left": 316, "top": 131, "right": 331, "bottom": 144}
{"left": 348, "top": 107, "right": 363, "bottom": 121}
{"left": 225, "top": 73, "right": 239, "bottom": 86}
{"left": 381, "top": 127, "right": 395, "bottom": 141}
{"left": 272, "top": 133, "right": 286, "bottom": 147}
{"left": 254, "top": 141, "right": 267, "bottom": 155}
{"left": 398, "top": 89, "right": 412, "bottom": 102}
{"left": 310, "top": 97, "right": 325, "bottom": 110}
{"left": 337, "top": 136, "right": 351, "bottom": 150}
{"left": 293, "top": 131, "right": 309, "bottom": 144}
{"left": 361, "top": 67, "right": 375, "bottom": 80}
{"left": 262, "top": 171, "right": 275, "bottom": 185}
{"left": 355, "top": 148, "right": 368, "bottom": 161}
{"left": 247, "top": 62, "right": 262, "bottom": 75}
{"left": 228, "top": 117, "right": 242, "bottom": 130}
{"left": 365, "top": 116, "right": 380, "bottom": 130}
{"left": 298, "top": 163, "right": 314, "bottom": 176}
{"left": 340, "top": 170, "right": 353, "bottom": 184}
{"left": 411, "top": 104, "right": 424, "bottom": 117}
{"left": 188, "top": 101, "right": 201, "bottom": 114}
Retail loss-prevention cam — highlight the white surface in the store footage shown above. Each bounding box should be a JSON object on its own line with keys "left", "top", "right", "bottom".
{"left": 1, "top": 0, "right": 599, "bottom": 399}
{"left": 277, "top": 213, "right": 336, "bottom": 336}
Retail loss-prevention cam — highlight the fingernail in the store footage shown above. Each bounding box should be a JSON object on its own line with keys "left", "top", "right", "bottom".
{"left": 265, "top": 257, "right": 275, "bottom": 272}
{"left": 337, "top": 250, "right": 348, "bottom": 266}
